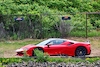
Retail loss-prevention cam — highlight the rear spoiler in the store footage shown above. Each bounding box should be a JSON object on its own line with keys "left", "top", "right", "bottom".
{"left": 85, "top": 41, "right": 90, "bottom": 44}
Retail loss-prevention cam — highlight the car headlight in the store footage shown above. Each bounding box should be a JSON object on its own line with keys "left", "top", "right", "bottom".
{"left": 23, "top": 48, "right": 29, "bottom": 51}
{"left": 16, "top": 48, "right": 29, "bottom": 52}
{"left": 15, "top": 49, "right": 23, "bottom": 52}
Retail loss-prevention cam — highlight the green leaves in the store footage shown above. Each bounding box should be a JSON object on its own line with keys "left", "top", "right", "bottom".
{"left": 91, "top": 1, "right": 100, "bottom": 11}
{"left": 0, "top": 0, "right": 100, "bottom": 38}
{"left": 34, "top": 49, "right": 49, "bottom": 62}
{"left": 0, "top": 0, "right": 99, "bottom": 15}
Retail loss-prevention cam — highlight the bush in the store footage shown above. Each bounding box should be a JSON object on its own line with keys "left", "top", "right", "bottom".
{"left": 34, "top": 49, "right": 49, "bottom": 62}
{"left": 10, "top": 33, "right": 18, "bottom": 40}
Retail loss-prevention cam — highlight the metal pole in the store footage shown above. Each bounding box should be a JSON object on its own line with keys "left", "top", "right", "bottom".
{"left": 86, "top": 14, "right": 87, "bottom": 38}
{"left": 41, "top": 15, "right": 43, "bottom": 39}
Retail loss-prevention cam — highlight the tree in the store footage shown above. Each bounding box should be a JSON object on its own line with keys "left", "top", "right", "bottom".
{"left": 55, "top": 15, "right": 76, "bottom": 37}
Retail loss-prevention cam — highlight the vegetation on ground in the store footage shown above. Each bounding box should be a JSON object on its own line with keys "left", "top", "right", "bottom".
{"left": 0, "top": 56, "right": 100, "bottom": 65}
{"left": 34, "top": 49, "right": 49, "bottom": 62}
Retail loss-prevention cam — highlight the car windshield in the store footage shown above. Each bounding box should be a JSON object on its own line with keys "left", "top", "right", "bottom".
{"left": 36, "top": 40, "right": 50, "bottom": 46}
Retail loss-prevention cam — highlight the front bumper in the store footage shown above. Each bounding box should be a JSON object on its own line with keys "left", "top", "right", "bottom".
{"left": 16, "top": 52, "right": 24, "bottom": 56}
{"left": 16, "top": 48, "right": 29, "bottom": 56}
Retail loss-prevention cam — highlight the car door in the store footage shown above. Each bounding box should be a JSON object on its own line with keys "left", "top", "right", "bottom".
{"left": 44, "top": 40, "right": 67, "bottom": 55}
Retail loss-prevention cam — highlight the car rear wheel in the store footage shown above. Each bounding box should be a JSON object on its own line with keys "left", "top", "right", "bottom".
{"left": 32, "top": 48, "right": 44, "bottom": 56}
{"left": 75, "top": 47, "right": 87, "bottom": 57}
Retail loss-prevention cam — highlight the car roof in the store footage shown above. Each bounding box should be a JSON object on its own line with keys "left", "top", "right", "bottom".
{"left": 48, "top": 38, "right": 67, "bottom": 41}
{"left": 48, "top": 38, "right": 79, "bottom": 43}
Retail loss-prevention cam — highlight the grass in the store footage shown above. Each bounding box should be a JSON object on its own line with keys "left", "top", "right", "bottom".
{"left": 0, "top": 57, "right": 100, "bottom": 65}
{"left": 70, "top": 30, "right": 100, "bottom": 37}
{"left": 0, "top": 41, "right": 37, "bottom": 51}
{"left": 48, "top": 57, "right": 100, "bottom": 63}
{"left": 0, "top": 39, "right": 43, "bottom": 58}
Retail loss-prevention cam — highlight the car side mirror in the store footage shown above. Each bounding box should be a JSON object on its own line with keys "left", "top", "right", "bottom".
{"left": 47, "top": 44, "right": 52, "bottom": 48}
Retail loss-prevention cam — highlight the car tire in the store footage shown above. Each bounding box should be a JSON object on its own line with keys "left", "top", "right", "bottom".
{"left": 75, "top": 46, "right": 87, "bottom": 57}
{"left": 32, "top": 48, "right": 44, "bottom": 56}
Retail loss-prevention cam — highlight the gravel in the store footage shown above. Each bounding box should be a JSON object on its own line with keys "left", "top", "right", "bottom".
{"left": 3, "top": 60, "right": 100, "bottom": 67}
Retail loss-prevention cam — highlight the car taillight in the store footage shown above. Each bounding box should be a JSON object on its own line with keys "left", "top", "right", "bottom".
{"left": 87, "top": 44, "right": 90, "bottom": 46}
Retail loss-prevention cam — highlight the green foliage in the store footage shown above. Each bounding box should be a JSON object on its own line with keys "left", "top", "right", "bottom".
{"left": 91, "top": 1, "right": 100, "bottom": 11}
{"left": 0, "top": 62, "right": 2, "bottom": 67}
{"left": 0, "top": 58, "right": 35, "bottom": 65}
{"left": 86, "top": 57, "right": 100, "bottom": 63}
{"left": 0, "top": 58, "right": 22, "bottom": 64}
{"left": 95, "top": 20, "right": 100, "bottom": 28}
{"left": 34, "top": 49, "right": 49, "bottom": 62}
{"left": 0, "top": 0, "right": 99, "bottom": 15}
{"left": 0, "top": 55, "right": 100, "bottom": 65}
{"left": 70, "top": 30, "right": 100, "bottom": 37}
{"left": 10, "top": 33, "right": 18, "bottom": 40}
{"left": 0, "top": 0, "right": 100, "bottom": 39}
{"left": 0, "top": 57, "right": 100, "bottom": 65}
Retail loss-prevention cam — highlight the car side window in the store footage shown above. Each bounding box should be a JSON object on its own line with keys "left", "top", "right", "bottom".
{"left": 48, "top": 40, "right": 65, "bottom": 45}
{"left": 48, "top": 40, "right": 56, "bottom": 45}
{"left": 55, "top": 40, "right": 65, "bottom": 45}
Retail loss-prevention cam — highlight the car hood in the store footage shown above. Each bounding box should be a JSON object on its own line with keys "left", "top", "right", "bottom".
{"left": 16, "top": 44, "right": 37, "bottom": 52}
{"left": 20, "top": 44, "right": 44, "bottom": 49}
{"left": 20, "top": 44, "right": 36, "bottom": 49}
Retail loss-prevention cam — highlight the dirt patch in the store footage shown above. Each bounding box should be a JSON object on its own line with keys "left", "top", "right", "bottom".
{"left": 89, "top": 48, "right": 100, "bottom": 57}
{"left": 4, "top": 51, "right": 16, "bottom": 58}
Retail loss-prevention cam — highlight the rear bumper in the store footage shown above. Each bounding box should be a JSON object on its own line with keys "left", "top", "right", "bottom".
{"left": 86, "top": 49, "right": 91, "bottom": 55}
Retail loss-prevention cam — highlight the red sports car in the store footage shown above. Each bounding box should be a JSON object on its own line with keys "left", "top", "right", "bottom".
{"left": 16, "top": 38, "right": 91, "bottom": 56}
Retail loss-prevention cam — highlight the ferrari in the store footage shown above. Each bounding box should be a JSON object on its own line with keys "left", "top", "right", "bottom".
{"left": 16, "top": 38, "right": 91, "bottom": 56}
